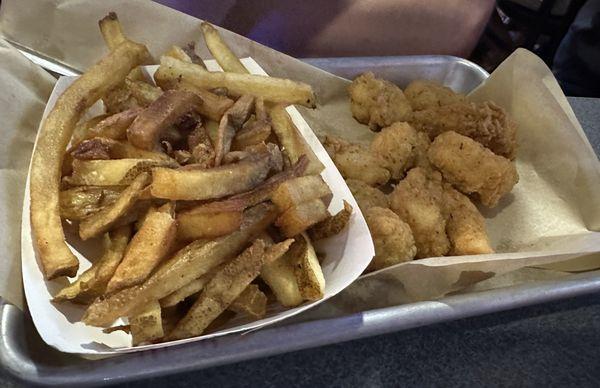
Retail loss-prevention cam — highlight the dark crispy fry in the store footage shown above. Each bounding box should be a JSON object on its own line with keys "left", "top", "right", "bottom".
{"left": 59, "top": 186, "right": 122, "bottom": 221}
{"left": 215, "top": 95, "right": 255, "bottom": 166}
{"left": 276, "top": 198, "right": 330, "bottom": 238}
{"left": 309, "top": 201, "right": 353, "bottom": 240}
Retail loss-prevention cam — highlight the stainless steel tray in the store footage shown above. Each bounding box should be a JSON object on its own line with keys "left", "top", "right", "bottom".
{"left": 2, "top": 55, "right": 600, "bottom": 387}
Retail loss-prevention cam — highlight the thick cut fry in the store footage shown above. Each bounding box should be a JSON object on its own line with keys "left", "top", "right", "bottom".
{"left": 126, "top": 79, "right": 162, "bottom": 106}
{"left": 67, "top": 158, "right": 175, "bottom": 187}
{"left": 87, "top": 107, "right": 143, "bottom": 140}
{"left": 229, "top": 284, "right": 267, "bottom": 319}
{"left": 59, "top": 186, "right": 122, "bottom": 221}
{"left": 276, "top": 198, "right": 330, "bottom": 238}
{"left": 177, "top": 209, "right": 242, "bottom": 241}
{"left": 164, "top": 45, "right": 193, "bottom": 63}
{"left": 30, "top": 39, "right": 150, "bottom": 279}
{"left": 98, "top": 12, "right": 126, "bottom": 50}
{"left": 151, "top": 153, "right": 273, "bottom": 200}
{"left": 293, "top": 234, "right": 325, "bottom": 301}
{"left": 309, "top": 201, "right": 353, "bottom": 240}
{"left": 169, "top": 238, "right": 292, "bottom": 340}
{"left": 53, "top": 226, "right": 131, "bottom": 303}
{"left": 201, "top": 22, "right": 248, "bottom": 74}
{"left": 127, "top": 90, "right": 202, "bottom": 150}
{"left": 261, "top": 238, "right": 304, "bottom": 307}
{"left": 107, "top": 203, "right": 177, "bottom": 293}
{"left": 214, "top": 95, "right": 255, "bottom": 166}
{"left": 175, "top": 82, "right": 234, "bottom": 122}
{"left": 269, "top": 105, "right": 324, "bottom": 175}
{"left": 271, "top": 175, "right": 331, "bottom": 212}
{"left": 129, "top": 301, "right": 163, "bottom": 346}
{"left": 83, "top": 203, "right": 277, "bottom": 327}
{"left": 79, "top": 173, "right": 150, "bottom": 240}
{"left": 155, "top": 56, "right": 316, "bottom": 107}
{"left": 159, "top": 273, "right": 212, "bottom": 308}
{"left": 71, "top": 138, "right": 174, "bottom": 162}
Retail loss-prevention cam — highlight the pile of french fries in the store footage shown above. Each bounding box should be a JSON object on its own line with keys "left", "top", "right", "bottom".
{"left": 30, "top": 13, "right": 352, "bottom": 345}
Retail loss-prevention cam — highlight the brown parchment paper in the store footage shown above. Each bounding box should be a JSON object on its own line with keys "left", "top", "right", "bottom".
{"left": 1, "top": 0, "right": 600, "bottom": 312}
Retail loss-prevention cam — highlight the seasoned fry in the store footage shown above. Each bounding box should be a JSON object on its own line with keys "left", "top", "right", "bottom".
{"left": 82, "top": 203, "right": 277, "bottom": 327}
{"left": 155, "top": 56, "right": 316, "bottom": 107}
{"left": 129, "top": 301, "right": 163, "bottom": 346}
{"left": 261, "top": 239, "right": 303, "bottom": 307}
{"left": 79, "top": 172, "right": 151, "bottom": 240}
{"left": 160, "top": 273, "right": 212, "bottom": 308}
{"left": 127, "top": 90, "right": 202, "bottom": 150}
{"left": 175, "top": 82, "right": 234, "bottom": 122}
{"left": 126, "top": 79, "right": 162, "bottom": 106}
{"left": 276, "top": 198, "right": 330, "bottom": 238}
{"left": 214, "top": 95, "right": 255, "bottom": 165}
{"left": 229, "top": 284, "right": 267, "bottom": 319}
{"left": 59, "top": 186, "right": 122, "bottom": 221}
{"left": 107, "top": 203, "right": 177, "bottom": 293}
{"left": 309, "top": 201, "right": 353, "bottom": 240}
{"left": 53, "top": 226, "right": 131, "bottom": 303}
{"left": 201, "top": 22, "right": 248, "bottom": 74}
{"left": 271, "top": 175, "right": 331, "bottom": 212}
{"left": 293, "top": 234, "right": 325, "bottom": 301}
{"left": 168, "top": 238, "right": 292, "bottom": 340}
{"left": 177, "top": 209, "right": 242, "bottom": 241}
{"left": 151, "top": 152, "right": 274, "bottom": 200}
{"left": 66, "top": 158, "right": 175, "bottom": 186}
{"left": 30, "top": 38, "right": 150, "bottom": 279}
{"left": 270, "top": 105, "right": 324, "bottom": 175}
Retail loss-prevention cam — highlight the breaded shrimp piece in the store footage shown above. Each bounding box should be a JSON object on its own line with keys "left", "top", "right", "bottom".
{"left": 428, "top": 131, "right": 518, "bottom": 208}
{"left": 370, "top": 122, "right": 419, "bottom": 180}
{"left": 404, "top": 79, "right": 466, "bottom": 111}
{"left": 443, "top": 184, "right": 493, "bottom": 255}
{"left": 323, "top": 135, "right": 390, "bottom": 186}
{"left": 410, "top": 101, "right": 517, "bottom": 159}
{"left": 348, "top": 72, "right": 412, "bottom": 131}
{"left": 390, "top": 168, "right": 450, "bottom": 258}
{"left": 346, "top": 179, "right": 389, "bottom": 213}
{"left": 365, "top": 207, "right": 416, "bottom": 271}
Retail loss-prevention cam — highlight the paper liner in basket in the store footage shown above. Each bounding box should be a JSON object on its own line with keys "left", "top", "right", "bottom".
{"left": 20, "top": 59, "right": 374, "bottom": 355}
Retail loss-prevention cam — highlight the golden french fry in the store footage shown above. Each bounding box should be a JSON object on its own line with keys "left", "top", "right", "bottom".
{"left": 229, "top": 284, "right": 267, "bottom": 319}
{"left": 164, "top": 45, "right": 193, "bottom": 63}
{"left": 53, "top": 226, "right": 131, "bottom": 303}
{"left": 215, "top": 95, "right": 255, "bottom": 165}
{"left": 79, "top": 172, "right": 151, "bottom": 240}
{"left": 155, "top": 56, "right": 316, "bottom": 107}
{"left": 129, "top": 301, "right": 163, "bottom": 346}
{"left": 106, "top": 202, "right": 177, "bottom": 293}
{"left": 275, "top": 198, "right": 330, "bottom": 238}
{"left": 309, "top": 201, "right": 353, "bottom": 240}
{"left": 125, "top": 79, "right": 162, "bottom": 107}
{"left": 82, "top": 203, "right": 277, "bottom": 327}
{"left": 168, "top": 238, "right": 292, "bottom": 340}
{"left": 159, "top": 272, "right": 212, "bottom": 308}
{"left": 204, "top": 119, "right": 220, "bottom": 145}
{"left": 59, "top": 186, "right": 122, "bottom": 221}
{"left": 98, "top": 12, "right": 126, "bottom": 50}
{"left": 260, "top": 236, "right": 303, "bottom": 307}
{"left": 175, "top": 82, "right": 234, "bottom": 122}
{"left": 269, "top": 105, "right": 324, "bottom": 175}
{"left": 292, "top": 233, "right": 325, "bottom": 301}
{"left": 271, "top": 175, "right": 331, "bottom": 212}
{"left": 30, "top": 38, "right": 150, "bottom": 279}
{"left": 176, "top": 209, "right": 242, "bottom": 241}
{"left": 200, "top": 22, "right": 248, "bottom": 74}
{"left": 66, "top": 158, "right": 176, "bottom": 186}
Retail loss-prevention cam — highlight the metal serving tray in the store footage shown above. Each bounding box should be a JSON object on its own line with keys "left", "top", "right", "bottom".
{"left": 2, "top": 55, "right": 600, "bottom": 386}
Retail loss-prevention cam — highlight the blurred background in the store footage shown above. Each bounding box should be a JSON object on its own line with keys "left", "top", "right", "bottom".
{"left": 156, "top": 0, "right": 600, "bottom": 97}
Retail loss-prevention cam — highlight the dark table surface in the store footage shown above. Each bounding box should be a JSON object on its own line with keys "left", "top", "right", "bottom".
{"left": 2, "top": 98, "right": 599, "bottom": 387}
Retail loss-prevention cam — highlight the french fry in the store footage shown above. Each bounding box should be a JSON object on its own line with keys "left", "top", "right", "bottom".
{"left": 200, "top": 22, "right": 248, "bottom": 74}
{"left": 164, "top": 45, "right": 193, "bottom": 63}
{"left": 66, "top": 158, "right": 176, "bottom": 186}
{"left": 175, "top": 82, "right": 234, "bottom": 122}
{"left": 271, "top": 175, "right": 331, "bottom": 212}
{"left": 275, "top": 198, "right": 330, "bottom": 238}
{"left": 98, "top": 12, "right": 126, "bottom": 50}
{"left": 293, "top": 233, "right": 325, "bottom": 301}
{"left": 59, "top": 186, "right": 122, "bottom": 221}
{"left": 151, "top": 153, "right": 273, "bottom": 200}
{"left": 30, "top": 37, "right": 150, "bottom": 279}
{"left": 159, "top": 272, "right": 212, "bottom": 308}
{"left": 215, "top": 95, "right": 255, "bottom": 165}
{"left": 129, "top": 301, "right": 163, "bottom": 346}
{"left": 71, "top": 114, "right": 110, "bottom": 147}
{"left": 232, "top": 118, "right": 271, "bottom": 151}
{"left": 204, "top": 119, "right": 220, "bottom": 145}
{"left": 126, "top": 79, "right": 162, "bottom": 106}
{"left": 168, "top": 238, "right": 293, "bottom": 340}
{"left": 127, "top": 90, "right": 202, "bottom": 150}
{"left": 309, "top": 201, "right": 353, "bottom": 240}
{"left": 229, "top": 284, "right": 267, "bottom": 319}
{"left": 155, "top": 56, "right": 316, "bottom": 107}
{"left": 260, "top": 242, "right": 304, "bottom": 307}
{"left": 106, "top": 202, "right": 177, "bottom": 293}
{"left": 87, "top": 107, "right": 143, "bottom": 140}
{"left": 79, "top": 172, "right": 151, "bottom": 240}
{"left": 176, "top": 209, "right": 242, "bottom": 241}
{"left": 269, "top": 105, "right": 324, "bottom": 175}
{"left": 71, "top": 138, "right": 174, "bottom": 162}
{"left": 82, "top": 203, "right": 277, "bottom": 327}
{"left": 53, "top": 226, "right": 131, "bottom": 303}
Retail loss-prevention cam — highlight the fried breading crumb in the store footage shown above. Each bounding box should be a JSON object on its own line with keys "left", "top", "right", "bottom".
{"left": 365, "top": 207, "right": 416, "bottom": 271}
